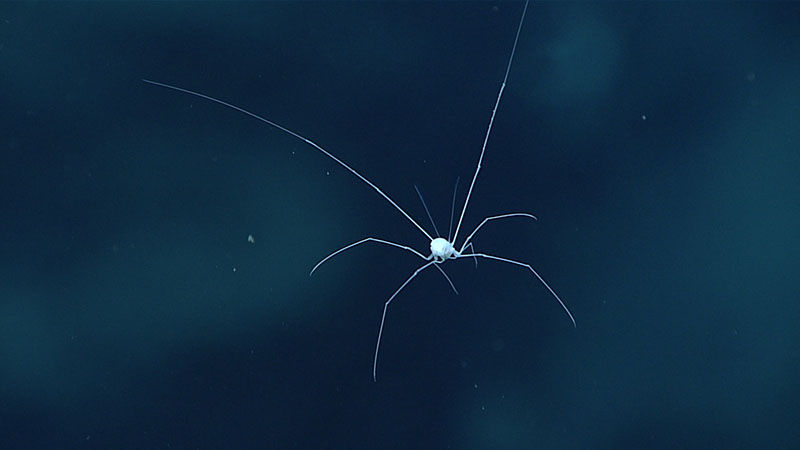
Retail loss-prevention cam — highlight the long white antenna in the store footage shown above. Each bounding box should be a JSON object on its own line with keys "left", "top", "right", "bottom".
{"left": 452, "top": 0, "right": 529, "bottom": 246}
{"left": 447, "top": 176, "right": 460, "bottom": 242}
{"left": 141, "top": 79, "right": 433, "bottom": 242}
{"left": 414, "top": 185, "right": 440, "bottom": 237}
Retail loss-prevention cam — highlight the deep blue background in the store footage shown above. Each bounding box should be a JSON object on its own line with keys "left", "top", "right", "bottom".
{"left": 2, "top": 2, "right": 799, "bottom": 449}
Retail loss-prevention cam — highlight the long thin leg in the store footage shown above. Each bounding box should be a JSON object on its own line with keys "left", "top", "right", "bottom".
{"left": 457, "top": 251, "right": 576, "bottom": 327}
{"left": 461, "top": 242, "right": 478, "bottom": 268}
{"left": 431, "top": 262, "right": 459, "bottom": 296}
{"left": 451, "top": 0, "right": 529, "bottom": 245}
{"left": 310, "top": 237, "right": 458, "bottom": 295}
{"left": 310, "top": 237, "right": 427, "bottom": 275}
{"left": 141, "top": 79, "right": 433, "bottom": 242}
{"left": 458, "top": 212, "right": 537, "bottom": 254}
{"left": 374, "top": 260, "right": 437, "bottom": 381}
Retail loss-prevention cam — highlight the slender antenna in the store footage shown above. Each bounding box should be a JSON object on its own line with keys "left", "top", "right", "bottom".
{"left": 142, "top": 79, "right": 433, "bottom": 243}
{"left": 451, "top": 0, "right": 529, "bottom": 246}
{"left": 414, "top": 184, "right": 440, "bottom": 237}
{"left": 447, "top": 176, "right": 460, "bottom": 242}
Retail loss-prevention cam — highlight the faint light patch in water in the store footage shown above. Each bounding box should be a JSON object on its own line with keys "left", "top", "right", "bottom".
{"left": 0, "top": 137, "right": 357, "bottom": 408}
{"left": 0, "top": 295, "right": 72, "bottom": 405}
{"left": 523, "top": 10, "right": 622, "bottom": 118}
{"left": 492, "top": 337, "right": 505, "bottom": 352}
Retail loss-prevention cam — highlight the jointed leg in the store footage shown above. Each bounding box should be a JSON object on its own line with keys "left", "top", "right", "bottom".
{"left": 459, "top": 213, "right": 537, "bottom": 254}
{"left": 142, "top": 81, "right": 433, "bottom": 242}
{"left": 458, "top": 252, "right": 576, "bottom": 327}
{"left": 373, "top": 260, "right": 436, "bottom": 381}
{"left": 310, "top": 237, "right": 427, "bottom": 276}
{"left": 461, "top": 242, "right": 478, "bottom": 268}
{"left": 431, "top": 262, "right": 458, "bottom": 295}
{"left": 450, "top": 0, "right": 530, "bottom": 244}
{"left": 310, "top": 237, "right": 457, "bottom": 295}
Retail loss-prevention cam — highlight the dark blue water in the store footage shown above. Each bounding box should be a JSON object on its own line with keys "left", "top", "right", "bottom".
{"left": 2, "top": 2, "right": 798, "bottom": 449}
